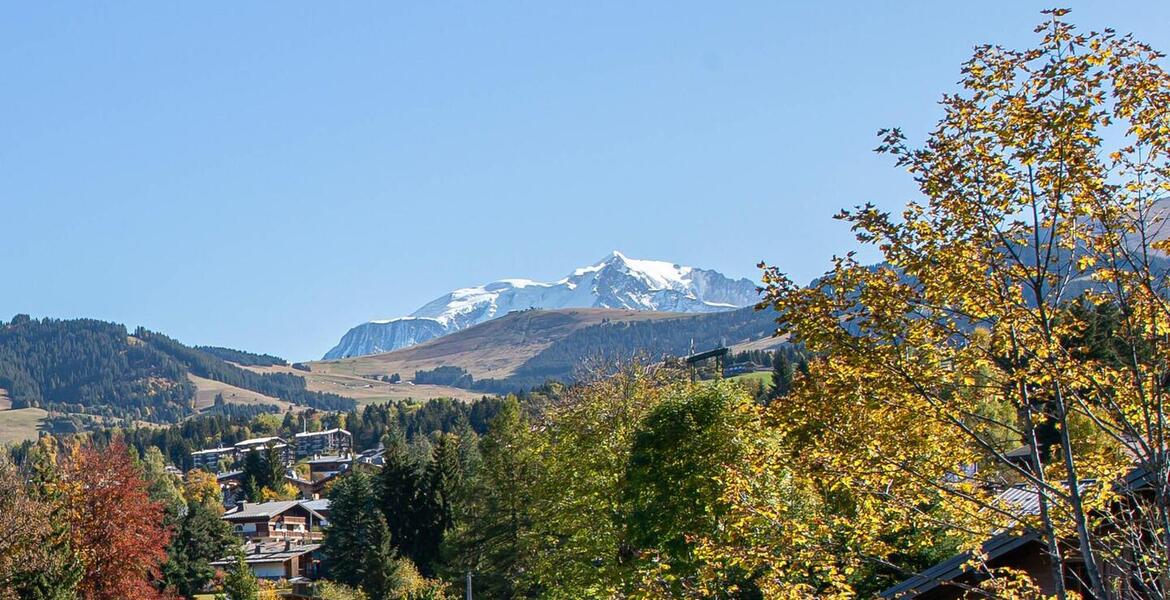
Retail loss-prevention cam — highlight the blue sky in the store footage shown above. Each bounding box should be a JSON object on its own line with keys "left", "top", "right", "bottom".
{"left": 2, "top": 2, "right": 1167, "bottom": 360}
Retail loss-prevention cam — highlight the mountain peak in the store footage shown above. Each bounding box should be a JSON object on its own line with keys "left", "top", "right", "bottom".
{"left": 323, "top": 253, "right": 759, "bottom": 359}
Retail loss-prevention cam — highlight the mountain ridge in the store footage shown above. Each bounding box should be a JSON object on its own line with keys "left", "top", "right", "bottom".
{"left": 324, "top": 251, "right": 759, "bottom": 359}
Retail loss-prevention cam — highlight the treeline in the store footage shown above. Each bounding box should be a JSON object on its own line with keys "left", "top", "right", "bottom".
{"left": 194, "top": 346, "right": 287, "bottom": 367}
{"left": 137, "top": 330, "right": 355, "bottom": 412}
{"left": 344, "top": 396, "right": 507, "bottom": 452}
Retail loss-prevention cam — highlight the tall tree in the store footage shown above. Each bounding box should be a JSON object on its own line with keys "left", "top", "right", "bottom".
{"left": 723, "top": 11, "right": 1170, "bottom": 598}
{"left": 621, "top": 380, "right": 759, "bottom": 596}
{"left": 320, "top": 470, "right": 383, "bottom": 587}
{"left": 219, "top": 546, "right": 258, "bottom": 600}
{"left": 63, "top": 441, "right": 170, "bottom": 600}
{"left": 162, "top": 499, "right": 235, "bottom": 598}
{"left": 416, "top": 433, "right": 461, "bottom": 575}
{"left": 13, "top": 437, "right": 83, "bottom": 599}
{"left": 0, "top": 455, "right": 53, "bottom": 597}
{"left": 380, "top": 434, "right": 425, "bottom": 564}
{"left": 768, "top": 352, "right": 793, "bottom": 399}
{"left": 445, "top": 397, "right": 541, "bottom": 599}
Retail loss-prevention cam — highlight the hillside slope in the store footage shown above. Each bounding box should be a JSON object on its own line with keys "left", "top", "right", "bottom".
{"left": 315, "top": 306, "right": 783, "bottom": 391}
{"left": 315, "top": 308, "right": 687, "bottom": 380}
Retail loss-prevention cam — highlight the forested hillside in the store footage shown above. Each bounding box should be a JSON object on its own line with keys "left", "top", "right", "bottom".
{"left": 0, "top": 316, "right": 194, "bottom": 422}
{"left": 0, "top": 315, "right": 354, "bottom": 426}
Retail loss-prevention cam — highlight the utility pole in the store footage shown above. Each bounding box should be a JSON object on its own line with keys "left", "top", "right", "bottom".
{"left": 465, "top": 571, "right": 473, "bottom": 600}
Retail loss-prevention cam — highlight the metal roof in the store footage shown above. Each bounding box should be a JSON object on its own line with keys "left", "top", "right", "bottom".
{"left": 294, "top": 428, "right": 350, "bottom": 438}
{"left": 223, "top": 500, "right": 325, "bottom": 522}
{"left": 211, "top": 541, "right": 320, "bottom": 566}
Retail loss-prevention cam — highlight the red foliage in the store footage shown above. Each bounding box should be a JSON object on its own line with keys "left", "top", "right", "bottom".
{"left": 64, "top": 441, "right": 171, "bottom": 600}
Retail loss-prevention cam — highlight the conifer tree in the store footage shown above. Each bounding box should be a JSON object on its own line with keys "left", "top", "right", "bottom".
{"left": 446, "top": 397, "right": 541, "bottom": 598}
{"left": 380, "top": 431, "right": 424, "bottom": 564}
{"left": 769, "top": 352, "right": 793, "bottom": 399}
{"left": 162, "top": 499, "right": 235, "bottom": 597}
{"left": 322, "top": 471, "right": 384, "bottom": 589}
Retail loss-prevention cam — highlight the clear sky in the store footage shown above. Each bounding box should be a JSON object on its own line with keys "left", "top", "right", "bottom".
{"left": 2, "top": 2, "right": 1167, "bottom": 360}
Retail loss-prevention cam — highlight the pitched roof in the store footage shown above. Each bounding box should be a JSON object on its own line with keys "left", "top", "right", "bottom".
{"left": 881, "top": 482, "right": 1094, "bottom": 598}
{"left": 223, "top": 500, "right": 325, "bottom": 522}
{"left": 301, "top": 499, "right": 330, "bottom": 514}
{"left": 211, "top": 541, "right": 320, "bottom": 566}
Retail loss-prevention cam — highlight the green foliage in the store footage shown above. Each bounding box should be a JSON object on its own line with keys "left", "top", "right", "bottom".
{"left": 219, "top": 547, "right": 259, "bottom": 600}
{"left": 162, "top": 499, "right": 235, "bottom": 597}
{"left": 621, "top": 380, "right": 755, "bottom": 588}
{"left": 380, "top": 436, "right": 426, "bottom": 567}
{"left": 444, "top": 397, "right": 541, "bottom": 598}
{"left": 314, "top": 581, "right": 368, "bottom": 600}
{"left": 13, "top": 439, "right": 83, "bottom": 599}
{"left": 322, "top": 470, "right": 389, "bottom": 593}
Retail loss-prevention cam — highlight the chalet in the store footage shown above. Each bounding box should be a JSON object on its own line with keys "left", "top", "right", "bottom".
{"left": 294, "top": 428, "right": 352, "bottom": 458}
{"left": 301, "top": 499, "right": 331, "bottom": 524}
{"left": 883, "top": 468, "right": 1155, "bottom": 598}
{"left": 211, "top": 540, "right": 321, "bottom": 580}
{"left": 223, "top": 500, "right": 326, "bottom": 542}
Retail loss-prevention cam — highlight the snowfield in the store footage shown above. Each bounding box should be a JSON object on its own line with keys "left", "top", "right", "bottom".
{"left": 323, "top": 251, "right": 759, "bottom": 359}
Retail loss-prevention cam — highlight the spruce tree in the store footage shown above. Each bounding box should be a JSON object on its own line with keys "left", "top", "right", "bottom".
{"left": 417, "top": 433, "right": 461, "bottom": 575}
{"left": 380, "top": 432, "right": 424, "bottom": 565}
{"left": 322, "top": 471, "right": 384, "bottom": 589}
{"left": 769, "top": 352, "right": 794, "bottom": 399}
{"left": 163, "top": 499, "right": 235, "bottom": 597}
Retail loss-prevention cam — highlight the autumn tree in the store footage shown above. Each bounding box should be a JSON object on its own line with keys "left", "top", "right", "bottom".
{"left": 13, "top": 436, "right": 83, "bottom": 599}
{"left": 0, "top": 455, "right": 53, "bottom": 598}
{"left": 63, "top": 441, "right": 170, "bottom": 600}
{"left": 719, "top": 10, "right": 1170, "bottom": 598}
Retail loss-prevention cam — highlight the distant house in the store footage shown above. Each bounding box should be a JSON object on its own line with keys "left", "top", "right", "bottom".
{"left": 306, "top": 455, "right": 352, "bottom": 482}
{"left": 211, "top": 539, "right": 321, "bottom": 580}
{"left": 356, "top": 444, "right": 386, "bottom": 468}
{"left": 222, "top": 500, "right": 327, "bottom": 542}
{"left": 294, "top": 428, "right": 352, "bottom": 459}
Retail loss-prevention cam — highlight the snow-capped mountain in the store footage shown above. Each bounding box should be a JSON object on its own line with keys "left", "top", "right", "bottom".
{"left": 322, "top": 251, "right": 760, "bottom": 359}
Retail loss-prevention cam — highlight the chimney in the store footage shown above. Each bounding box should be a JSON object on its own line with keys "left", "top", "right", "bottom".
{"left": 236, "top": 500, "right": 246, "bottom": 512}
{"left": 285, "top": 540, "right": 292, "bottom": 552}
